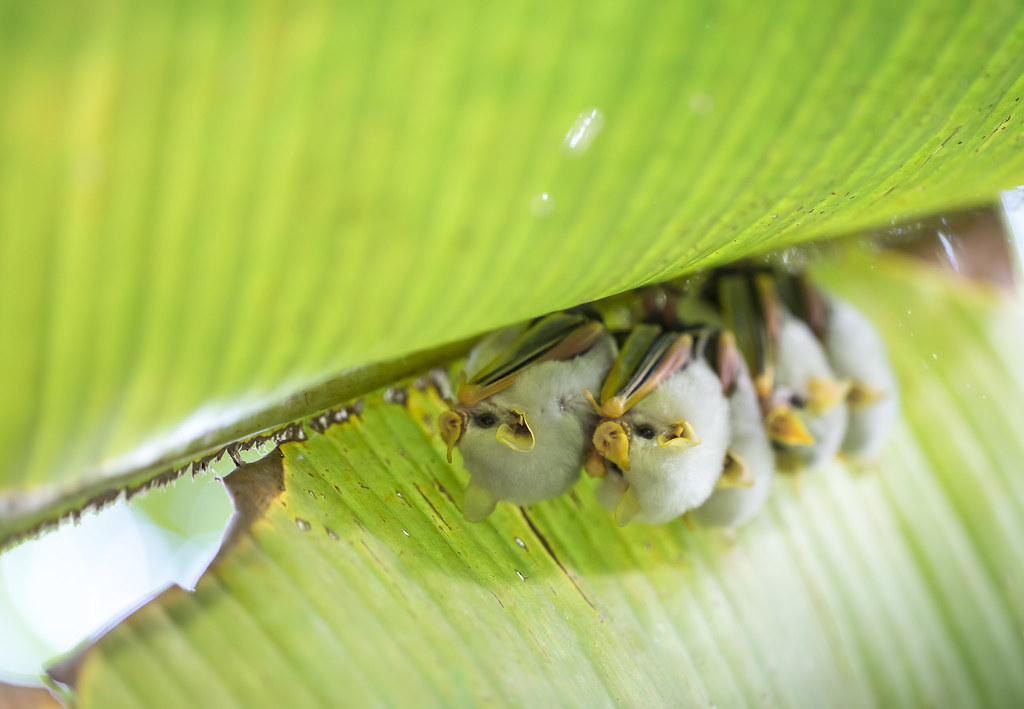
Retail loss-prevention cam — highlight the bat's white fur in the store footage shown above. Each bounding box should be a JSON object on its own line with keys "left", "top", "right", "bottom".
{"left": 597, "top": 359, "right": 730, "bottom": 524}
{"left": 457, "top": 333, "right": 616, "bottom": 505}
{"left": 822, "top": 296, "right": 899, "bottom": 461}
{"left": 693, "top": 356, "right": 775, "bottom": 527}
{"left": 774, "top": 314, "right": 848, "bottom": 472}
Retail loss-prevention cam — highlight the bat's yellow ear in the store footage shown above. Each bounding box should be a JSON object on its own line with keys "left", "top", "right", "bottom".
{"left": 847, "top": 380, "right": 886, "bottom": 409}
{"left": 807, "top": 376, "right": 851, "bottom": 415}
{"left": 438, "top": 410, "right": 466, "bottom": 463}
{"left": 593, "top": 420, "right": 630, "bottom": 471}
{"left": 716, "top": 451, "right": 755, "bottom": 489}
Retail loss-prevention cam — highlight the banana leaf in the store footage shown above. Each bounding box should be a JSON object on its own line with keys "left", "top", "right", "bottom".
{"left": 3, "top": 0, "right": 1024, "bottom": 543}
{"left": 1, "top": 0, "right": 1024, "bottom": 705}
{"left": 60, "top": 252, "right": 1024, "bottom": 707}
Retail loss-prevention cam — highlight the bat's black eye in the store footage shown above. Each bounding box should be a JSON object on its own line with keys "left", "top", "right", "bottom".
{"left": 475, "top": 413, "right": 497, "bottom": 428}
{"left": 789, "top": 394, "right": 807, "bottom": 409}
{"left": 636, "top": 425, "right": 656, "bottom": 440}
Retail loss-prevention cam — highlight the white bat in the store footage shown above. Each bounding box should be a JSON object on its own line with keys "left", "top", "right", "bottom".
{"left": 439, "top": 312, "right": 616, "bottom": 521}
{"left": 587, "top": 326, "right": 731, "bottom": 525}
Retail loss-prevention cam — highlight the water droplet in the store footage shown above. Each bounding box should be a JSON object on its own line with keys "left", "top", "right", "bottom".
{"left": 531, "top": 191, "right": 555, "bottom": 217}
{"left": 295, "top": 518, "right": 311, "bottom": 531}
{"left": 514, "top": 537, "right": 526, "bottom": 549}
{"left": 931, "top": 353, "right": 938, "bottom": 360}
{"left": 402, "top": 528, "right": 410, "bottom": 537}
{"left": 515, "top": 569, "right": 526, "bottom": 581}
{"left": 689, "top": 92, "right": 714, "bottom": 115}
{"left": 325, "top": 527, "right": 339, "bottom": 540}
{"left": 563, "top": 108, "right": 604, "bottom": 156}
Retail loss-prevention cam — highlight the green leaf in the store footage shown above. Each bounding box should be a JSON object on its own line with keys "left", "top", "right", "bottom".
{"left": 3, "top": 0, "right": 1024, "bottom": 541}
{"left": 64, "top": 254, "right": 1024, "bottom": 707}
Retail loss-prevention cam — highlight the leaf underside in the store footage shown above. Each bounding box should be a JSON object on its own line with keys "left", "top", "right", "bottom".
{"left": 66, "top": 254, "right": 1024, "bottom": 708}
{"left": 3, "top": 0, "right": 1024, "bottom": 532}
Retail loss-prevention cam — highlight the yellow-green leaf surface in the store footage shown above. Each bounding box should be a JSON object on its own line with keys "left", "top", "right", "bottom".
{"left": 3, "top": 1, "right": 1024, "bottom": 535}
{"left": 67, "top": 254, "right": 1024, "bottom": 707}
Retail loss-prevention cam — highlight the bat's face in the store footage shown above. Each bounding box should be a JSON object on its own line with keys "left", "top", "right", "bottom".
{"left": 440, "top": 321, "right": 616, "bottom": 521}
{"left": 593, "top": 359, "right": 731, "bottom": 525}
{"left": 767, "top": 316, "right": 849, "bottom": 473}
{"left": 455, "top": 363, "right": 595, "bottom": 506}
